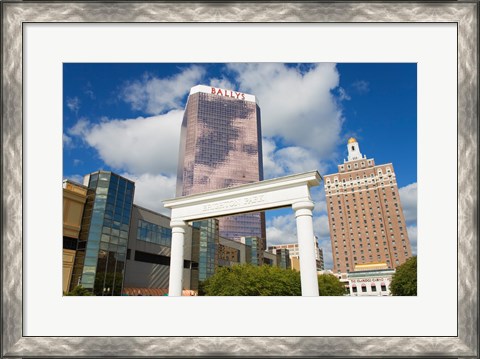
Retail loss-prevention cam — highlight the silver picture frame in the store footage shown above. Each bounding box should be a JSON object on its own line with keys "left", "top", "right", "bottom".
{"left": 2, "top": 1, "right": 478, "bottom": 357}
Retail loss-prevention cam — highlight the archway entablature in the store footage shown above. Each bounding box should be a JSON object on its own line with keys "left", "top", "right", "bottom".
{"left": 163, "top": 171, "right": 321, "bottom": 221}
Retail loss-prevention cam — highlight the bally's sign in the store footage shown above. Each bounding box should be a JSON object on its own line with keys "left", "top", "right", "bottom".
{"left": 189, "top": 85, "right": 257, "bottom": 103}
{"left": 210, "top": 87, "right": 246, "bottom": 100}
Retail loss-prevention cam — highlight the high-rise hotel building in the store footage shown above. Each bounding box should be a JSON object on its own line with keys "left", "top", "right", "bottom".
{"left": 324, "top": 138, "right": 412, "bottom": 273}
{"left": 176, "top": 85, "right": 266, "bottom": 242}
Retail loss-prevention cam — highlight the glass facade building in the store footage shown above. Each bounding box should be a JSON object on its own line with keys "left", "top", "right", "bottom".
{"left": 176, "top": 85, "right": 266, "bottom": 242}
{"left": 137, "top": 219, "right": 172, "bottom": 247}
{"left": 275, "top": 248, "right": 291, "bottom": 270}
{"left": 123, "top": 205, "right": 198, "bottom": 292}
{"left": 192, "top": 219, "right": 219, "bottom": 282}
{"left": 71, "top": 171, "right": 134, "bottom": 295}
{"left": 242, "top": 236, "right": 264, "bottom": 267}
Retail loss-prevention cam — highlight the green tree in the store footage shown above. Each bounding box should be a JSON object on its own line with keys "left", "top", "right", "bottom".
{"left": 318, "top": 274, "right": 347, "bottom": 296}
{"left": 202, "top": 264, "right": 302, "bottom": 296}
{"left": 390, "top": 256, "right": 417, "bottom": 296}
{"left": 201, "top": 265, "right": 347, "bottom": 296}
{"left": 65, "top": 285, "right": 93, "bottom": 296}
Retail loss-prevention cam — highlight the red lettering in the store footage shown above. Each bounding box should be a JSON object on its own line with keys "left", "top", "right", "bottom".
{"left": 211, "top": 88, "right": 246, "bottom": 100}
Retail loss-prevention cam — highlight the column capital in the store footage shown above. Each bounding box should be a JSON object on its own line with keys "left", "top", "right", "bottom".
{"left": 170, "top": 220, "right": 187, "bottom": 231}
{"left": 292, "top": 199, "right": 315, "bottom": 212}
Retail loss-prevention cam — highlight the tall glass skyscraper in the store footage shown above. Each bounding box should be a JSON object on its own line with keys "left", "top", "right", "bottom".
{"left": 71, "top": 171, "right": 134, "bottom": 295}
{"left": 176, "top": 85, "right": 266, "bottom": 242}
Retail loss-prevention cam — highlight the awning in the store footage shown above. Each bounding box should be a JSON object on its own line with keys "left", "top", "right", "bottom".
{"left": 122, "top": 287, "right": 197, "bottom": 296}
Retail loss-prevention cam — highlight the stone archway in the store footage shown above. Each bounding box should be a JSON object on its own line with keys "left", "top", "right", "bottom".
{"left": 163, "top": 170, "right": 322, "bottom": 296}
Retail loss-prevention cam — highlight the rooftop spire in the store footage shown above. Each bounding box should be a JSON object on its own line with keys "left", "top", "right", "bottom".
{"left": 347, "top": 138, "right": 363, "bottom": 161}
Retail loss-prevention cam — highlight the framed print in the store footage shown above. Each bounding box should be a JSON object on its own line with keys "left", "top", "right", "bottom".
{"left": 2, "top": 1, "right": 478, "bottom": 357}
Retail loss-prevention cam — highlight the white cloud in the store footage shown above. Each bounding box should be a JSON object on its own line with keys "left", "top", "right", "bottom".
{"left": 311, "top": 187, "right": 327, "bottom": 215}
{"left": 399, "top": 182, "right": 417, "bottom": 223}
{"left": 228, "top": 63, "right": 344, "bottom": 159}
{"left": 63, "top": 133, "right": 73, "bottom": 148}
{"left": 123, "top": 172, "right": 176, "bottom": 215}
{"left": 66, "top": 97, "right": 80, "bottom": 113}
{"left": 314, "top": 214, "right": 334, "bottom": 270}
{"left": 63, "top": 174, "right": 84, "bottom": 185}
{"left": 84, "top": 82, "right": 95, "bottom": 99}
{"left": 68, "top": 110, "right": 183, "bottom": 176}
{"left": 399, "top": 183, "right": 418, "bottom": 256}
{"left": 261, "top": 137, "right": 283, "bottom": 178}
{"left": 68, "top": 117, "right": 90, "bottom": 137}
{"left": 275, "top": 146, "right": 323, "bottom": 174}
{"left": 266, "top": 213, "right": 297, "bottom": 245}
{"left": 313, "top": 215, "right": 331, "bottom": 239}
{"left": 407, "top": 225, "right": 417, "bottom": 256}
{"left": 351, "top": 80, "right": 370, "bottom": 94}
{"left": 209, "top": 77, "right": 235, "bottom": 91}
{"left": 121, "top": 66, "right": 206, "bottom": 115}
{"left": 262, "top": 138, "right": 328, "bottom": 179}
{"left": 338, "top": 87, "right": 351, "bottom": 101}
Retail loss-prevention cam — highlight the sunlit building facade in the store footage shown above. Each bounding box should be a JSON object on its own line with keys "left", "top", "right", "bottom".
{"left": 62, "top": 180, "right": 88, "bottom": 293}
{"left": 268, "top": 239, "right": 324, "bottom": 271}
{"left": 324, "top": 138, "right": 412, "bottom": 274}
{"left": 176, "top": 85, "right": 266, "bottom": 243}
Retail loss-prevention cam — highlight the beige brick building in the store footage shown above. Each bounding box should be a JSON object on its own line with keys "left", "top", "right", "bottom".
{"left": 324, "top": 138, "right": 412, "bottom": 274}
{"left": 62, "top": 180, "right": 88, "bottom": 293}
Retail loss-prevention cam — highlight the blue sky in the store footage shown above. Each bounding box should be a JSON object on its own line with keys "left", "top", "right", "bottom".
{"left": 63, "top": 63, "right": 417, "bottom": 270}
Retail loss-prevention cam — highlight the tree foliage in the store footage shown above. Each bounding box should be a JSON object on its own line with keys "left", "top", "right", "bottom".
{"left": 390, "top": 256, "right": 417, "bottom": 296}
{"left": 317, "top": 274, "right": 348, "bottom": 296}
{"left": 201, "top": 264, "right": 346, "bottom": 296}
{"left": 65, "top": 285, "right": 93, "bottom": 296}
{"left": 203, "top": 264, "right": 302, "bottom": 296}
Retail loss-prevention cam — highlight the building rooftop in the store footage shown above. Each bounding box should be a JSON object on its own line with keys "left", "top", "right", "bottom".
{"left": 189, "top": 84, "right": 258, "bottom": 104}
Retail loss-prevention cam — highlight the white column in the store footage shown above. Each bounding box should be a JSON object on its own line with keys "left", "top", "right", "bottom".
{"left": 168, "top": 220, "right": 187, "bottom": 296}
{"left": 292, "top": 200, "right": 320, "bottom": 296}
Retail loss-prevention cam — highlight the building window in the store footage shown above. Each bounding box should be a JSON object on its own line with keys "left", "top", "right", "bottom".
{"left": 371, "top": 284, "right": 377, "bottom": 292}
{"left": 352, "top": 286, "right": 357, "bottom": 293}
{"left": 137, "top": 219, "right": 172, "bottom": 247}
{"left": 381, "top": 284, "right": 387, "bottom": 291}
{"left": 361, "top": 285, "right": 367, "bottom": 293}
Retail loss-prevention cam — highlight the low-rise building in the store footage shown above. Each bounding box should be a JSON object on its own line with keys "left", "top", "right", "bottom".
{"left": 347, "top": 262, "right": 395, "bottom": 296}
{"left": 62, "top": 180, "right": 87, "bottom": 293}
{"left": 269, "top": 238, "right": 323, "bottom": 271}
